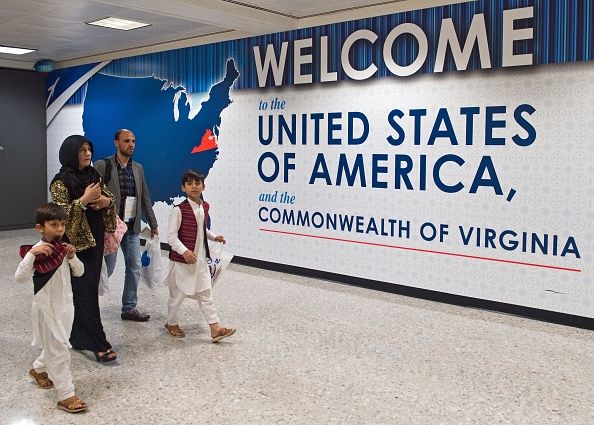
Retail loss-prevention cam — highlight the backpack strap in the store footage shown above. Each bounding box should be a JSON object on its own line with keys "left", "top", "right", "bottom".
{"left": 103, "top": 157, "right": 113, "bottom": 184}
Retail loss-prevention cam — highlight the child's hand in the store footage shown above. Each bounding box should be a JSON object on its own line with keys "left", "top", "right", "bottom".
{"left": 183, "top": 250, "right": 197, "bottom": 264}
{"left": 65, "top": 244, "right": 76, "bottom": 259}
{"left": 214, "top": 235, "right": 226, "bottom": 244}
{"left": 29, "top": 242, "right": 54, "bottom": 257}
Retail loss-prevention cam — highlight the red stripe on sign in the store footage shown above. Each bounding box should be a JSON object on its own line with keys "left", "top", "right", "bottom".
{"left": 258, "top": 228, "right": 581, "bottom": 273}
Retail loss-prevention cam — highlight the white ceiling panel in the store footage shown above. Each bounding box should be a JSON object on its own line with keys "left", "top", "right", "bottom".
{"left": 0, "top": 0, "right": 56, "bottom": 15}
{"left": 0, "top": 9, "right": 28, "bottom": 24}
{"left": 36, "top": 0, "right": 86, "bottom": 5}
{"left": 41, "top": 4, "right": 131, "bottom": 21}
{"left": 11, "top": 15, "right": 84, "bottom": 29}
{"left": 234, "top": 0, "right": 408, "bottom": 18}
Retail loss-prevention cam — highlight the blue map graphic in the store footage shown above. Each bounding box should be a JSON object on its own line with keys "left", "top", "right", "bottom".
{"left": 83, "top": 59, "right": 239, "bottom": 202}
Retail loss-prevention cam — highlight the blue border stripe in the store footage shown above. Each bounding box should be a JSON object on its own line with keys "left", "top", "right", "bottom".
{"left": 51, "top": 0, "right": 593, "bottom": 104}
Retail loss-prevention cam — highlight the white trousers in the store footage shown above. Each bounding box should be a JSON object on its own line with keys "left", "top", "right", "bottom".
{"left": 167, "top": 284, "right": 219, "bottom": 326}
{"left": 33, "top": 320, "right": 74, "bottom": 401}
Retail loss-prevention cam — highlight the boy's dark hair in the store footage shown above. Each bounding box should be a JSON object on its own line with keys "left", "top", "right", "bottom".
{"left": 181, "top": 170, "right": 205, "bottom": 185}
{"left": 35, "top": 203, "right": 67, "bottom": 225}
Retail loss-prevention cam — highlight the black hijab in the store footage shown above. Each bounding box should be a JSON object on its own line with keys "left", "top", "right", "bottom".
{"left": 51, "top": 135, "right": 102, "bottom": 199}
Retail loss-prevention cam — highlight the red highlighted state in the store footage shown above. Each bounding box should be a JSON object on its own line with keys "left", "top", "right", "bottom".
{"left": 191, "top": 129, "right": 218, "bottom": 154}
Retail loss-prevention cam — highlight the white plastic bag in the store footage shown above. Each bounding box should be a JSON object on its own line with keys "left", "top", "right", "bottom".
{"left": 98, "top": 257, "right": 109, "bottom": 296}
{"left": 139, "top": 238, "right": 163, "bottom": 288}
{"left": 208, "top": 241, "right": 233, "bottom": 287}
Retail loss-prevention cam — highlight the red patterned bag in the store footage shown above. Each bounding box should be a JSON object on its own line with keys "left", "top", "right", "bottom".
{"left": 19, "top": 239, "right": 67, "bottom": 274}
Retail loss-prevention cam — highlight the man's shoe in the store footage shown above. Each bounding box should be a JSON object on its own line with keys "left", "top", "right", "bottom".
{"left": 121, "top": 309, "right": 150, "bottom": 322}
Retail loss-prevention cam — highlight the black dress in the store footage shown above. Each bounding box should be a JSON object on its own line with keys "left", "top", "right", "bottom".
{"left": 68, "top": 207, "right": 111, "bottom": 353}
{"left": 50, "top": 134, "right": 115, "bottom": 355}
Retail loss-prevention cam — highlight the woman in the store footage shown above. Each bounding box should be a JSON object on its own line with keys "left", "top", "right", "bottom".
{"left": 50, "top": 135, "right": 118, "bottom": 363}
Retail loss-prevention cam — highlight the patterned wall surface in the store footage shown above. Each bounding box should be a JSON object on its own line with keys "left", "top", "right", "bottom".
{"left": 45, "top": 0, "right": 594, "bottom": 318}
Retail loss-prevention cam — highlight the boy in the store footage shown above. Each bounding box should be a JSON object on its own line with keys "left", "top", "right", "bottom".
{"left": 164, "top": 170, "right": 236, "bottom": 342}
{"left": 15, "top": 203, "right": 87, "bottom": 413}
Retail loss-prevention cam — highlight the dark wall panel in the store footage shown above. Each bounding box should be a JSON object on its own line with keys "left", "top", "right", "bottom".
{"left": 0, "top": 68, "right": 46, "bottom": 230}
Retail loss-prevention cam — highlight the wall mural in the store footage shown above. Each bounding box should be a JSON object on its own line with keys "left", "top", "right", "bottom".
{"left": 46, "top": 0, "right": 594, "bottom": 319}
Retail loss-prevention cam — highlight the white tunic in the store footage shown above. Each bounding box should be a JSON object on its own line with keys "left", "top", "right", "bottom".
{"left": 165, "top": 198, "right": 217, "bottom": 296}
{"left": 15, "top": 242, "right": 84, "bottom": 348}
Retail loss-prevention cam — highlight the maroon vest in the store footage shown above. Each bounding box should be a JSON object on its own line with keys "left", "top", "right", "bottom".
{"left": 169, "top": 200, "right": 210, "bottom": 263}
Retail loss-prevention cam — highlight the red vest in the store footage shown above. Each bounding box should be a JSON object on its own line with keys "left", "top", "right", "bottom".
{"left": 169, "top": 200, "right": 210, "bottom": 263}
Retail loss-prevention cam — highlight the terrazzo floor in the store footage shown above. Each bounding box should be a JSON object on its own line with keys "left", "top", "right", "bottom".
{"left": 0, "top": 229, "right": 592, "bottom": 425}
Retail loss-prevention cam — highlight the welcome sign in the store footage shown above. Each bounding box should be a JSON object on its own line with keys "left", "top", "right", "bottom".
{"left": 46, "top": 0, "right": 593, "bottom": 320}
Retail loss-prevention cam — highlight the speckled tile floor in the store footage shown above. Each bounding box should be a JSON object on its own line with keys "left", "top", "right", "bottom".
{"left": 0, "top": 228, "right": 593, "bottom": 425}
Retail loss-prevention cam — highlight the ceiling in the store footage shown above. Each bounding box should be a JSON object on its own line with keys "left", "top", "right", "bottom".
{"left": 0, "top": 0, "right": 469, "bottom": 70}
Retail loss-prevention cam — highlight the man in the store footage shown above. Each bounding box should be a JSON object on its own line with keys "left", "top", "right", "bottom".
{"left": 95, "top": 129, "right": 158, "bottom": 322}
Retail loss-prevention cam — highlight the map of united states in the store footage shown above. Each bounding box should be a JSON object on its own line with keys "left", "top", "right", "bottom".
{"left": 83, "top": 59, "right": 239, "bottom": 202}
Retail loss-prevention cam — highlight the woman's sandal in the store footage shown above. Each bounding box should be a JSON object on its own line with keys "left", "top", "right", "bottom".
{"left": 29, "top": 369, "right": 54, "bottom": 389}
{"left": 94, "top": 349, "right": 117, "bottom": 363}
{"left": 165, "top": 323, "right": 185, "bottom": 338}
{"left": 211, "top": 327, "right": 236, "bottom": 343}
{"left": 57, "top": 395, "right": 87, "bottom": 413}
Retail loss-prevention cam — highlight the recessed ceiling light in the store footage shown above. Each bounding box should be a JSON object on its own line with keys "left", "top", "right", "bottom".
{"left": 0, "top": 45, "right": 36, "bottom": 55}
{"left": 86, "top": 17, "right": 151, "bottom": 31}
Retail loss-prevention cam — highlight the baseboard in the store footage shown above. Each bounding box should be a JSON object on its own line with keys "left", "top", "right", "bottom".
{"left": 144, "top": 239, "right": 593, "bottom": 330}
{"left": 0, "top": 223, "right": 34, "bottom": 231}
{"left": 232, "top": 256, "right": 594, "bottom": 331}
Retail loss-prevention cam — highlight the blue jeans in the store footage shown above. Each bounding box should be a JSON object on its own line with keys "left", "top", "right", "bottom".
{"left": 105, "top": 230, "right": 140, "bottom": 313}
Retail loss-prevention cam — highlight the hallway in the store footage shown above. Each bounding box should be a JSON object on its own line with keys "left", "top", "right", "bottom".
{"left": 1, "top": 229, "right": 592, "bottom": 424}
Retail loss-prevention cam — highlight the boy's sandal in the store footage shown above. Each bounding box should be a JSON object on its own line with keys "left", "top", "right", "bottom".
{"left": 165, "top": 323, "right": 185, "bottom": 338}
{"left": 211, "top": 327, "right": 236, "bottom": 343}
{"left": 94, "top": 349, "right": 117, "bottom": 363}
{"left": 29, "top": 369, "right": 54, "bottom": 389}
{"left": 57, "top": 395, "right": 87, "bottom": 413}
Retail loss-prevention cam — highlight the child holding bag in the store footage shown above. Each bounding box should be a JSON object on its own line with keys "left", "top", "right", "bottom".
{"left": 164, "top": 170, "right": 236, "bottom": 342}
{"left": 15, "top": 203, "right": 87, "bottom": 413}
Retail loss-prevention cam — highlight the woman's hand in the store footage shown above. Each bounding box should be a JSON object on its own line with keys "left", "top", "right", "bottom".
{"left": 87, "top": 195, "right": 111, "bottom": 211}
{"left": 80, "top": 183, "right": 101, "bottom": 206}
{"left": 214, "top": 235, "right": 226, "bottom": 244}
